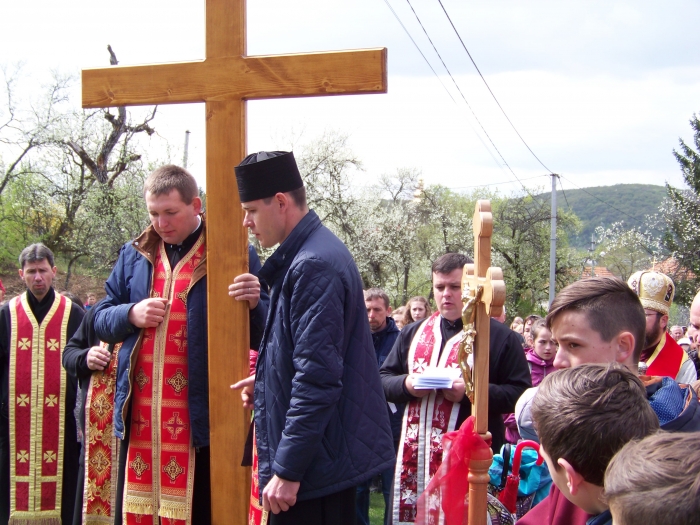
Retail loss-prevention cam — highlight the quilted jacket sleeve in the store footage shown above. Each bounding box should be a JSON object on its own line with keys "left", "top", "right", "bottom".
{"left": 93, "top": 245, "right": 139, "bottom": 344}
{"left": 271, "top": 257, "right": 347, "bottom": 481}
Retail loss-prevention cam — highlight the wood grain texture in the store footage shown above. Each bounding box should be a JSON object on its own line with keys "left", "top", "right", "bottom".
{"left": 206, "top": 0, "right": 244, "bottom": 58}
{"left": 82, "top": 50, "right": 387, "bottom": 108}
{"left": 205, "top": 98, "right": 250, "bottom": 524}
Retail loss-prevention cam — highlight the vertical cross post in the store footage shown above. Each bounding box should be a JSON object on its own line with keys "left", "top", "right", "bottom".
{"left": 461, "top": 200, "right": 505, "bottom": 525}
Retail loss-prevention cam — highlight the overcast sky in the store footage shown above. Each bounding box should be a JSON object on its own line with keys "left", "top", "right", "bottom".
{"left": 2, "top": 0, "right": 699, "bottom": 194}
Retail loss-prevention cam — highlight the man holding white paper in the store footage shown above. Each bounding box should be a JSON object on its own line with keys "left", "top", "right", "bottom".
{"left": 379, "top": 253, "right": 531, "bottom": 525}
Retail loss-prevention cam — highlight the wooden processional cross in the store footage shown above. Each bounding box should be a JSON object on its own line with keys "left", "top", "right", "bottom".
{"left": 460, "top": 200, "right": 505, "bottom": 525}
{"left": 81, "top": 1, "right": 386, "bottom": 522}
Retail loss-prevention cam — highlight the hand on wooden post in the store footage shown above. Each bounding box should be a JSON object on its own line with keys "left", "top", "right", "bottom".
{"left": 228, "top": 273, "right": 261, "bottom": 309}
{"left": 230, "top": 375, "right": 255, "bottom": 410}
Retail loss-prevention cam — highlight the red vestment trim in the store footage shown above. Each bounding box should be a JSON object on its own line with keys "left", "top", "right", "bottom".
{"left": 8, "top": 292, "right": 71, "bottom": 525}
{"left": 644, "top": 333, "right": 688, "bottom": 379}
{"left": 125, "top": 233, "right": 205, "bottom": 525}
{"left": 83, "top": 342, "right": 122, "bottom": 524}
{"left": 392, "top": 313, "right": 464, "bottom": 525}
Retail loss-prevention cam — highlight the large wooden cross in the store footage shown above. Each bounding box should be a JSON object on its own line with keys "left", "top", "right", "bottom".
{"left": 81, "top": 2, "right": 386, "bottom": 522}
{"left": 460, "top": 200, "right": 505, "bottom": 525}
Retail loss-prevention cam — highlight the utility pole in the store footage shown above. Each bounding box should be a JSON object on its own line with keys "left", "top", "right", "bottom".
{"left": 183, "top": 130, "right": 191, "bottom": 168}
{"left": 549, "top": 173, "right": 557, "bottom": 308}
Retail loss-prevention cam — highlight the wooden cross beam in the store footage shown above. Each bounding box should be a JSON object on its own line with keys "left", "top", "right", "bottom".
{"left": 461, "top": 200, "right": 505, "bottom": 525}
{"left": 81, "top": 2, "right": 387, "bottom": 522}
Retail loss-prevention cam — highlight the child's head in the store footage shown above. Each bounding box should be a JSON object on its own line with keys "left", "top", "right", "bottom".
{"left": 605, "top": 432, "right": 700, "bottom": 525}
{"left": 531, "top": 318, "right": 555, "bottom": 361}
{"left": 531, "top": 363, "right": 659, "bottom": 514}
{"left": 546, "top": 277, "right": 645, "bottom": 371}
{"left": 86, "top": 292, "right": 97, "bottom": 306}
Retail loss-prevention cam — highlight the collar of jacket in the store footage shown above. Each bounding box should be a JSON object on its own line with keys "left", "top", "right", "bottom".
{"left": 132, "top": 214, "right": 208, "bottom": 285}
{"left": 373, "top": 315, "right": 400, "bottom": 337}
{"left": 259, "top": 209, "right": 321, "bottom": 286}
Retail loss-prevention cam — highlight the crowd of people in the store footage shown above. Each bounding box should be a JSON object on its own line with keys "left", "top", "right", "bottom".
{"left": 0, "top": 154, "right": 699, "bottom": 525}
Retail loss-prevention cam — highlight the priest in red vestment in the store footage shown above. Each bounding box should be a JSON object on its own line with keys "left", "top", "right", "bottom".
{"left": 627, "top": 270, "right": 696, "bottom": 383}
{"left": 0, "top": 243, "right": 85, "bottom": 525}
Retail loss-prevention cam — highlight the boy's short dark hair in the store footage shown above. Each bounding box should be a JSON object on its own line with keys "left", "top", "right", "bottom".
{"left": 546, "top": 277, "right": 646, "bottom": 363}
{"left": 431, "top": 253, "right": 473, "bottom": 276}
{"left": 604, "top": 432, "right": 700, "bottom": 525}
{"left": 364, "top": 288, "right": 390, "bottom": 309}
{"left": 531, "top": 363, "right": 659, "bottom": 486}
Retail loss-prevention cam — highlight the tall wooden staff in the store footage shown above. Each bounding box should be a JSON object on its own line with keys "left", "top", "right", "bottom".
{"left": 459, "top": 200, "right": 505, "bottom": 525}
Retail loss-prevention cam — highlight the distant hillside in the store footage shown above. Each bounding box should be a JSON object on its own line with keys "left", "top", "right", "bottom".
{"left": 537, "top": 184, "right": 668, "bottom": 248}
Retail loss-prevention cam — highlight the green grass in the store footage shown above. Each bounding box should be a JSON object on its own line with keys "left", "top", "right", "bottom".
{"left": 369, "top": 492, "right": 386, "bottom": 525}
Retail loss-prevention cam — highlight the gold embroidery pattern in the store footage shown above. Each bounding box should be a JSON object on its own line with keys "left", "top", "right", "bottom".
{"left": 47, "top": 338, "right": 59, "bottom": 351}
{"left": 45, "top": 394, "right": 58, "bottom": 407}
{"left": 18, "top": 337, "right": 31, "bottom": 350}
{"left": 134, "top": 367, "right": 150, "bottom": 392}
{"left": 16, "top": 394, "right": 29, "bottom": 407}
{"left": 132, "top": 410, "right": 149, "bottom": 437}
{"left": 168, "top": 326, "right": 188, "bottom": 353}
{"left": 130, "top": 453, "right": 149, "bottom": 478}
{"left": 89, "top": 448, "right": 111, "bottom": 477}
{"left": 44, "top": 450, "right": 57, "bottom": 463}
{"left": 166, "top": 369, "right": 188, "bottom": 395}
{"left": 164, "top": 412, "right": 188, "bottom": 440}
{"left": 163, "top": 456, "right": 185, "bottom": 483}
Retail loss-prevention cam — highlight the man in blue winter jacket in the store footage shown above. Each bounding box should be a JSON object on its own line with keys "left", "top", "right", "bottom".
{"left": 92, "top": 165, "right": 269, "bottom": 524}
{"left": 231, "top": 151, "right": 395, "bottom": 525}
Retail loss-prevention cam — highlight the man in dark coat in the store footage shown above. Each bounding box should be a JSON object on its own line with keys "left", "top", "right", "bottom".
{"left": 380, "top": 252, "right": 531, "bottom": 525}
{"left": 357, "top": 288, "right": 402, "bottom": 525}
{"left": 0, "top": 243, "right": 84, "bottom": 525}
{"left": 231, "top": 151, "right": 394, "bottom": 525}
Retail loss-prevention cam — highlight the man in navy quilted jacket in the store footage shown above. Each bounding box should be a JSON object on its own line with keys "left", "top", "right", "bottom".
{"left": 232, "top": 151, "right": 395, "bottom": 525}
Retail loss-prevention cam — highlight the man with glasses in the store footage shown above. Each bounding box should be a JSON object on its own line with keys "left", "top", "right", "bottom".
{"left": 627, "top": 270, "right": 697, "bottom": 383}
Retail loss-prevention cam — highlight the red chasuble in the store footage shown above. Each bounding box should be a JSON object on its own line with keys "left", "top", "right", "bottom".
{"left": 83, "top": 342, "right": 122, "bottom": 524}
{"left": 8, "top": 292, "right": 71, "bottom": 525}
{"left": 124, "top": 233, "right": 205, "bottom": 525}
{"left": 392, "top": 312, "right": 464, "bottom": 525}
{"left": 643, "top": 333, "right": 689, "bottom": 380}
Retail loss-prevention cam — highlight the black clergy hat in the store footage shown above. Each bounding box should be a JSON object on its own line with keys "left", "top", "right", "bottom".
{"left": 234, "top": 151, "right": 303, "bottom": 203}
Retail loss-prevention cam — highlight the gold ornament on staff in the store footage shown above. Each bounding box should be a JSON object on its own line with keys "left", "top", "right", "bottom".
{"left": 458, "top": 281, "right": 482, "bottom": 404}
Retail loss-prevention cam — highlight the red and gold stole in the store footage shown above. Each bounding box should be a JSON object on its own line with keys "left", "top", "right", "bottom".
{"left": 8, "top": 292, "right": 71, "bottom": 525}
{"left": 124, "top": 233, "right": 205, "bottom": 525}
{"left": 392, "top": 312, "right": 463, "bottom": 525}
{"left": 643, "top": 333, "right": 689, "bottom": 379}
{"left": 248, "top": 431, "right": 265, "bottom": 525}
{"left": 83, "top": 341, "right": 122, "bottom": 524}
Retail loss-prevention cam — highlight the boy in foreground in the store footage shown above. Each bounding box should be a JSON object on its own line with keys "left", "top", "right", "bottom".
{"left": 516, "top": 277, "right": 700, "bottom": 524}
{"left": 604, "top": 432, "right": 700, "bottom": 525}
{"left": 531, "top": 364, "right": 660, "bottom": 525}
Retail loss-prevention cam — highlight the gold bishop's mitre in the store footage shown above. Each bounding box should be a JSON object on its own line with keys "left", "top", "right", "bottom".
{"left": 627, "top": 270, "right": 675, "bottom": 316}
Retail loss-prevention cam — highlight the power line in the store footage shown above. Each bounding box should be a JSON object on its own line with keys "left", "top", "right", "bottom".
{"left": 379, "top": 0, "right": 505, "bottom": 172}
{"left": 436, "top": 0, "right": 555, "bottom": 175}
{"left": 558, "top": 175, "right": 647, "bottom": 227}
{"left": 557, "top": 175, "right": 572, "bottom": 210}
{"left": 403, "top": 0, "right": 535, "bottom": 196}
{"left": 380, "top": 0, "right": 456, "bottom": 104}
{"left": 448, "top": 173, "right": 549, "bottom": 190}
